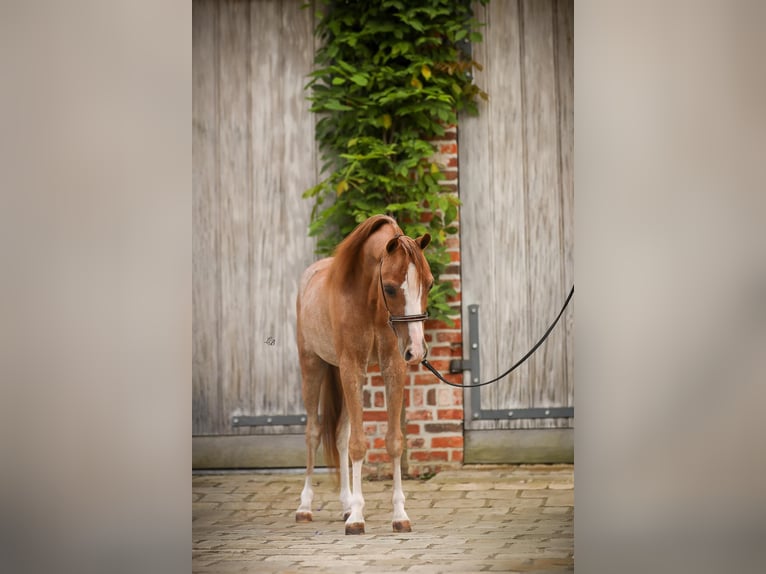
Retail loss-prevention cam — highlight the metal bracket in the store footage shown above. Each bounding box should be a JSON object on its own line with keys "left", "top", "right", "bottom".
{"left": 449, "top": 358, "right": 471, "bottom": 373}
{"left": 461, "top": 303, "right": 574, "bottom": 421}
{"left": 232, "top": 414, "right": 307, "bottom": 427}
{"left": 471, "top": 407, "right": 574, "bottom": 420}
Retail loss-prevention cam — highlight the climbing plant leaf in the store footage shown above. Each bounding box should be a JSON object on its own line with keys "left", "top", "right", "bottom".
{"left": 305, "top": 0, "right": 488, "bottom": 324}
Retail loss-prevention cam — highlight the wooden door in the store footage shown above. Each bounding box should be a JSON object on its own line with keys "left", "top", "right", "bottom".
{"left": 193, "top": 0, "right": 318, "bottom": 466}
{"left": 458, "top": 0, "right": 574, "bottom": 462}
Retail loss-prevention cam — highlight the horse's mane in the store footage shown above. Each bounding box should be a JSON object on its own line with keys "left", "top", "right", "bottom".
{"left": 393, "top": 234, "right": 430, "bottom": 280}
{"left": 330, "top": 215, "right": 400, "bottom": 288}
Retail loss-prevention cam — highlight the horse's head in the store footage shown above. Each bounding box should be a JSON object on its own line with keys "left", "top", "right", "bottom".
{"left": 379, "top": 233, "right": 433, "bottom": 365}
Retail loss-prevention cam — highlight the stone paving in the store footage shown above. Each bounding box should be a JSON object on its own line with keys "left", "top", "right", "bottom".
{"left": 193, "top": 464, "right": 573, "bottom": 573}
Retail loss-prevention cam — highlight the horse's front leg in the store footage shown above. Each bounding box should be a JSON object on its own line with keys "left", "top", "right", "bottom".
{"left": 382, "top": 358, "right": 412, "bottom": 533}
{"left": 336, "top": 408, "right": 352, "bottom": 521}
{"left": 339, "top": 360, "right": 367, "bottom": 535}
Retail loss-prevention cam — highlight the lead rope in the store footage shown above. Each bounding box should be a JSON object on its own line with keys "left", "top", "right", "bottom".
{"left": 421, "top": 285, "right": 574, "bottom": 388}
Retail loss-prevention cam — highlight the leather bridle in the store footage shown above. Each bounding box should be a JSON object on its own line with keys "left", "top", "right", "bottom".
{"left": 377, "top": 257, "right": 428, "bottom": 330}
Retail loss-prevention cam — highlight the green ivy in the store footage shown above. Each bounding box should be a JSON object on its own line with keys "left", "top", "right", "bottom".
{"left": 303, "top": 0, "right": 488, "bottom": 324}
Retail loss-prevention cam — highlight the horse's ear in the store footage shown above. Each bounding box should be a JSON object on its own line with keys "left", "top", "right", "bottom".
{"left": 416, "top": 234, "right": 431, "bottom": 250}
{"left": 386, "top": 236, "right": 399, "bottom": 254}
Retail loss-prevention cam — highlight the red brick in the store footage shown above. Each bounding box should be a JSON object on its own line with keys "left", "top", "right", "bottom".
{"left": 447, "top": 292, "right": 462, "bottom": 304}
{"left": 406, "top": 409, "right": 433, "bottom": 421}
{"left": 426, "top": 388, "right": 436, "bottom": 405}
{"left": 410, "top": 450, "right": 449, "bottom": 462}
{"left": 437, "top": 409, "right": 464, "bottom": 420}
{"left": 432, "top": 129, "right": 457, "bottom": 141}
{"left": 367, "top": 452, "right": 391, "bottom": 463}
{"left": 440, "top": 183, "right": 458, "bottom": 194}
{"left": 436, "top": 331, "right": 462, "bottom": 343}
{"left": 439, "top": 143, "right": 457, "bottom": 155}
{"left": 414, "top": 374, "right": 438, "bottom": 385}
{"left": 363, "top": 411, "right": 389, "bottom": 421}
{"left": 437, "top": 388, "right": 463, "bottom": 407}
{"left": 444, "top": 170, "right": 458, "bottom": 181}
{"left": 407, "top": 437, "right": 425, "bottom": 449}
{"left": 422, "top": 359, "right": 450, "bottom": 371}
{"left": 374, "top": 391, "right": 385, "bottom": 408}
{"left": 445, "top": 237, "right": 460, "bottom": 249}
{"left": 369, "top": 375, "right": 384, "bottom": 387}
{"left": 367, "top": 364, "right": 380, "bottom": 373}
{"left": 427, "top": 345, "right": 453, "bottom": 357}
{"left": 432, "top": 436, "right": 464, "bottom": 448}
{"left": 406, "top": 423, "right": 420, "bottom": 435}
{"left": 373, "top": 437, "right": 386, "bottom": 449}
{"left": 427, "top": 373, "right": 462, "bottom": 386}
{"left": 363, "top": 389, "right": 371, "bottom": 408}
{"left": 451, "top": 450, "right": 464, "bottom": 462}
{"left": 426, "top": 319, "right": 461, "bottom": 331}
{"left": 424, "top": 422, "right": 462, "bottom": 433}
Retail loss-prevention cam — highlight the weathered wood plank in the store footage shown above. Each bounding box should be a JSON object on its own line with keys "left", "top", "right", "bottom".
{"left": 464, "top": 429, "right": 573, "bottom": 464}
{"left": 556, "top": 0, "right": 575, "bottom": 408}
{"left": 247, "top": 1, "right": 316, "bottom": 424}
{"left": 278, "top": 1, "right": 318, "bottom": 416}
{"left": 250, "top": 0, "right": 287, "bottom": 420}
{"left": 219, "top": 0, "right": 253, "bottom": 434}
{"left": 193, "top": 0, "right": 220, "bottom": 435}
{"left": 484, "top": 0, "right": 533, "bottom": 426}
{"left": 193, "top": 434, "right": 326, "bottom": 469}
{"left": 193, "top": 1, "right": 319, "bottom": 437}
{"left": 460, "top": 0, "right": 573, "bottom": 435}
{"left": 458, "top": 1, "right": 491, "bottom": 422}
{"left": 521, "top": 0, "right": 567, "bottom": 428}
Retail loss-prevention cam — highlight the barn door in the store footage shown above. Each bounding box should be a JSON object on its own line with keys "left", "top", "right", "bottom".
{"left": 458, "top": 0, "right": 574, "bottom": 462}
{"left": 193, "top": 0, "right": 317, "bottom": 467}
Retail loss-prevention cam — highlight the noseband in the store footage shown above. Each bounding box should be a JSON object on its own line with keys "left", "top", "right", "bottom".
{"left": 378, "top": 257, "right": 428, "bottom": 329}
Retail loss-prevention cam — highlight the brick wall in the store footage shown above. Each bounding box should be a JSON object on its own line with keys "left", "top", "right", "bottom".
{"left": 362, "top": 125, "right": 465, "bottom": 478}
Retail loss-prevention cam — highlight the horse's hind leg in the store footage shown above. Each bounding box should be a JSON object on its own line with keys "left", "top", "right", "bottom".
{"left": 338, "top": 362, "right": 368, "bottom": 535}
{"left": 295, "top": 354, "right": 325, "bottom": 523}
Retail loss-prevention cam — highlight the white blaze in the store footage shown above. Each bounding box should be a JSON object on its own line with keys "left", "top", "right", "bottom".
{"left": 400, "top": 262, "right": 425, "bottom": 359}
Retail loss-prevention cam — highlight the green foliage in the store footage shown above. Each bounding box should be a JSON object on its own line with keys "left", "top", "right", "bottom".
{"left": 303, "top": 0, "right": 488, "bottom": 324}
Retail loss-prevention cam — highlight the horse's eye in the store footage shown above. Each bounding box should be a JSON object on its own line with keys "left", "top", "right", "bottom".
{"left": 428, "top": 281, "right": 434, "bottom": 292}
{"left": 384, "top": 285, "right": 397, "bottom": 297}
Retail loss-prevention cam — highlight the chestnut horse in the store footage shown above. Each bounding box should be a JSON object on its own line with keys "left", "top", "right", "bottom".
{"left": 295, "top": 215, "right": 433, "bottom": 534}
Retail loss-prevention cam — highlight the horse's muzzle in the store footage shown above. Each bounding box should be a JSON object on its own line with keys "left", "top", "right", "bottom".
{"left": 404, "top": 342, "right": 427, "bottom": 365}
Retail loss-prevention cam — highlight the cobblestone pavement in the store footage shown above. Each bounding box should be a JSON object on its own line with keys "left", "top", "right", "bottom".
{"left": 193, "top": 464, "right": 573, "bottom": 573}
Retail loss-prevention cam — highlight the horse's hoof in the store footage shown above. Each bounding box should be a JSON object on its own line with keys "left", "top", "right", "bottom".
{"left": 393, "top": 520, "right": 412, "bottom": 533}
{"left": 295, "top": 511, "right": 313, "bottom": 523}
{"left": 345, "top": 522, "right": 365, "bottom": 535}
{"left": 342, "top": 511, "right": 351, "bottom": 521}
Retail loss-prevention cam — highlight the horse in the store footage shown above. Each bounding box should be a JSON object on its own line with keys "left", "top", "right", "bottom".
{"left": 294, "top": 214, "right": 433, "bottom": 535}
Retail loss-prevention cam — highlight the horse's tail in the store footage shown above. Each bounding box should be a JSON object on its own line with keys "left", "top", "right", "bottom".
{"left": 320, "top": 365, "right": 343, "bottom": 476}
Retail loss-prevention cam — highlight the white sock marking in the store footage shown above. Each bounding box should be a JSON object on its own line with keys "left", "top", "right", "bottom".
{"left": 392, "top": 457, "right": 410, "bottom": 524}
